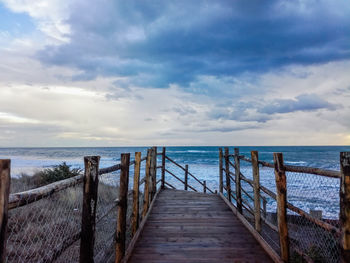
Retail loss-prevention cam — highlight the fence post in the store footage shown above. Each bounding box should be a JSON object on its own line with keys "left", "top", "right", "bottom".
{"left": 252, "top": 151, "right": 261, "bottom": 232}
{"left": 131, "top": 152, "right": 141, "bottom": 236}
{"left": 219, "top": 148, "right": 223, "bottom": 193}
{"left": 274, "top": 153, "right": 289, "bottom": 262}
{"left": 263, "top": 198, "right": 267, "bottom": 219}
{"left": 161, "top": 147, "right": 166, "bottom": 189}
{"left": 80, "top": 156, "right": 100, "bottom": 263}
{"left": 142, "top": 149, "right": 151, "bottom": 218}
{"left": 0, "top": 159, "right": 10, "bottom": 263}
{"left": 234, "top": 148, "right": 242, "bottom": 213}
{"left": 115, "top": 153, "right": 130, "bottom": 263}
{"left": 224, "top": 147, "right": 231, "bottom": 202}
{"left": 340, "top": 152, "right": 350, "bottom": 262}
{"left": 203, "top": 180, "right": 206, "bottom": 193}
{"left": 150, "top": 147, "right": 157, "bottom": 200}
{"left": 184, "top": 165, "right": 188, "bottom": 191}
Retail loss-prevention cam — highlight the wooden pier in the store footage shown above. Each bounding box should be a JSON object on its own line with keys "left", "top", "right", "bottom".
{"left": 128, "top": 189, "right": 273, "bottom": 262}
{"left": 1, "top": 147, "right": 350, "bottom": 262}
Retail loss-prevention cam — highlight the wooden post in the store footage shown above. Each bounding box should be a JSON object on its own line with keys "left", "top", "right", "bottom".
{"left": 263, "top": 198, "right": 267, "bottom": 219}
{"left": 224, "top": 148, "right": 231, "bottom": 202}
{"left": 131, "top": 152, "right": 141, "bottom": 236}
{"left": 340, "top": 152, "right": 350, "bottom": 262}
{"left": 142, "top": 149, "right": 151, "bottom": 218}
{"left": 161, "top": 147, "right": 166, "bottom": 189}
{"left": 80, "top": 156, "right": 100, "bottom": 263}
{"left": 274, "top": 153, "right": 289, "bottom": 262}
{"left": 234, "top": 148, "right": 242, "bottom": 213}
{"left": 252, "top": 151, "right": 261, "bottom": 232}
{"left": 150, "top": 147, "right": 157, "bottom": 201}
{"left": 184, "top": 165, "right": 188, "bottom": 191}
{"left": 0, "top": 159, "right": 10, "bottom": 263}
{"left": 115, "top": 153, "right": 130, "bottom": 263}
{"left": 219, "top": 148, "right": 223, "bottom": 193}
{"left": 203, "top": 180, "right": 207, "bottom": 193}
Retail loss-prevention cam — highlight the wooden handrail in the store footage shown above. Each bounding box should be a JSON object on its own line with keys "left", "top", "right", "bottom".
{"left": 9, "top": 174, "right": 84, "bottom": 210}
{"left": 240, "top": 186, "right": 254, "bottom": 202}
{"left": 165, "top": 156, "right": 186, "bottom": 171}
{"left": 239, "top": 155, "right": 340, "bottom": 178}
{"left": 260, "top": 182, "right": 340, "bottom": 236}
{"left": 165, "top": 168, "right": 186, "bottom": 185}
{"left": 165, "top": 169, "right": 198, "bottom": 192}
{"left": 164, "top": 155, "right": 214, "bottom": 194}
{"left": 164, "top": 181, "right": 176, "bottom": 189}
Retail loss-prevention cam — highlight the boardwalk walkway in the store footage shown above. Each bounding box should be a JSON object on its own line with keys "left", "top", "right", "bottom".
{"left": 128, "top": 189, "right": 273, "bottom": 262}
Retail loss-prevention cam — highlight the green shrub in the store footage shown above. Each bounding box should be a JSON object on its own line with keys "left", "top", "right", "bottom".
{"left": 33, "top": 162, "right": 82, "bottom": 187}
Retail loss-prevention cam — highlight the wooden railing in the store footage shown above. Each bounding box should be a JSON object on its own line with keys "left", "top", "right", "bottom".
{"left": 0, "top": 146, "right": 213, "bottom": 263}
{"left": 160, "top": 147, "right": 214, "bottom": 194}
{"left": 219, "top": 147, "right": 350, "bottom": 263}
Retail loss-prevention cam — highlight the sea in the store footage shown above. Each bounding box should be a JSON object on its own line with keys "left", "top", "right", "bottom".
{"left": 1, "top": 146, "right": 349, "bottom": 219}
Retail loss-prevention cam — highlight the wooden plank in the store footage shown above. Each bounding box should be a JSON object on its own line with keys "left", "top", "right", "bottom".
{"left": 219, "top": 193, "right": 282, "bottom": 263}
{"left": 219, "top": 148, "right": 223, "bottom": 193}
{"left": 115, "top": 153, "right": 130, "bottom": 263}
{"left": 129, "top": 189, "right": 274, "bottom": 262}
{"left": 122, "top": 187, "right": 162, "bottom": 263}
{"left": 252, "top": 151, "right": 261, "bottom": 232}
{"left": 79, "top": 156, "right": 100, "bottom": 263}
{"left": 0, "top": 159, "right": 10, "bottom": 262}
{"left": 234, "top": 148, "right": 242, "bottom": 213}
{"left": 340, "top": 152, "right": 350, "bottom": 262}
{"left": 224, "top": 147, "right": 231, "bottom": 202}
{"left": 131, "top": 152, "right": 141, "bottom": 236}
{"left": 273, "top": 153, "right": 289, "bottom": 262}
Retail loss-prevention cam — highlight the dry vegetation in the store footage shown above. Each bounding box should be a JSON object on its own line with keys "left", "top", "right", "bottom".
{"left": 6, "top": 164, "right": 135, "bottom": 263}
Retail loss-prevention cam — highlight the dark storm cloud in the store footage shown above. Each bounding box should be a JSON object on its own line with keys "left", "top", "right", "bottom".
{"left": 259, "top": 94, "right": 338, "bottom": 114}
{"left": 37, "top": 0, "right": 350, "bottom": 89}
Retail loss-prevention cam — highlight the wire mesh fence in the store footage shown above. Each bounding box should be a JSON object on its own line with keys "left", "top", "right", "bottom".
{"left": 6, "top": 181, "right": 83, "bottom": 263}
{"left": 4, "top": 152, "right": 150, "bottom": 263}
{"left": 286, "top": 171, "right": 340, "bottom": 262}
{"left": 221, "top": 147, "right": 342, "bottom": 262}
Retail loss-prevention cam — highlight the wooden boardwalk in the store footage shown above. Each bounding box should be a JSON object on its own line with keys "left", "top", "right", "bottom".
{"left": 128, "top": 189, "right": 273, "bottom": 262}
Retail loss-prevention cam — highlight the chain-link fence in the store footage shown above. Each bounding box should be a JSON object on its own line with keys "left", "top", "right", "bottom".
{"left": 7, "top": 180, "right": 83, "bottom": 263}
{"left": 221, "top": 147, "right": 342, "bottom": 263}
{"left": 3, "top": 150, "right": 153, "bottom": 263}
{"left": 286, "top": 171, "right": 340, "bottom": 262}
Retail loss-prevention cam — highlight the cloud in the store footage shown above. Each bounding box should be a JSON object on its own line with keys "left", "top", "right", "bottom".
{"left": 1, "top": 0, "right": 72, "bottom": 42}
{"left": 34, "top": 0, "right": 350, "bottom": 90}
{"left": 259, "top": 93, "right": 338, "bottom": 114}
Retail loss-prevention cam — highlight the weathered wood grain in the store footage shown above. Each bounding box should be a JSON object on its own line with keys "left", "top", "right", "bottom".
{"left": 252, "top": 151, "right": 261, "bottom": 232}
{"left": 234, "top": 148, "right": 242, "bottom": 213}
{"left": 273, "top": 153, "right": 289, "bottom": 262}
{"left": 161, "top": 147, "right": 166, "bottom": 189}
{"left": 0, "top": 159, "right": 10, "bottom": 262}
{"left": 79, "top": 156, "right": 100, "bottom": 263}
{"left": 340, "top": 152, "right": 350, "bottom": 262}
{"left": 115, "top": 153, "right": 130, "bottom": 263}
{"left": 128, "top": 189, "right": 273, "bottom": 262}
{"left": 131, "top": 152, "right": 141, "bottom": 236}
{"left": 142, "top": 149, "right": 151, "bottom": 218}
{"left": 224, "top": 147, "right": 231, "bottom": 202}
{"left": 219, "top": 148, "right": 223, "bottom": 193}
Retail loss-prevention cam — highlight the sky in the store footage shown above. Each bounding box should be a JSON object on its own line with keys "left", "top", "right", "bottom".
{"left": 0, "top": 0, "right": 349, "bottom": 147}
